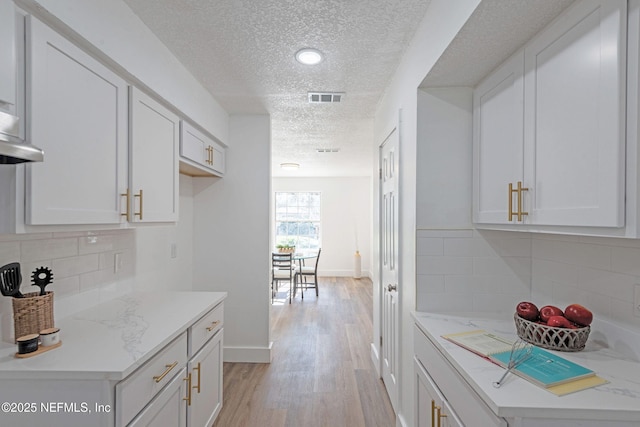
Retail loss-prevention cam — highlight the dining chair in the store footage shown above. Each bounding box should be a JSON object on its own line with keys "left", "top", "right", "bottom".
{"left": 295, "top": 248, "right": 321, "bottom": 299}
{"left": 271, "top": 252, "right": 297, "bottom": 304}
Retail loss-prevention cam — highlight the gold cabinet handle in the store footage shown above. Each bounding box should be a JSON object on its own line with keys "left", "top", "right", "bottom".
{"left": 508, "top": 183, "right": 516, "bottom": 221}
{"left": 508, "top": 181, "right": 529, "bottom": 222}
{"left": 205, "top": 146, "right": 213, "bottom": 165}
{"left": 134, "top": 189, "right": 143, "bottom": 220}
{"left": 120, "top": 189, "right": 131, "bottom": 222}
{"left": 206, "top": 320, "right": 220, "bottom": 332}
{"left": 436, "top": 405, "right": 447, "bottom": 427}
{"left": 153, "top": 361, "right": 178, "bottom": 383}
{"left": 516, "top": 181, "right": 528, "bottom": 222}
{"left": 183, "top": 372, "right": 192, "bottom": 406}
{"left": 192, "top": 362, "right": 201, "bottom": 394}
{"left": 431, "top": 400, "right": 437, "bottom": 427}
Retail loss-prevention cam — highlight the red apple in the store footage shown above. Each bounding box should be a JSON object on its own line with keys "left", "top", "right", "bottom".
{"left": 539, "top": 305, "right": 564, "bottom": 323}
{"left": 564, "top": 304, "right": 593, "bottom": 326}
{"left": 516, "top": 301, "right": 539, "bottom": 321}
{"left": 547, "top": 315, "right": 572, "bottom": 328}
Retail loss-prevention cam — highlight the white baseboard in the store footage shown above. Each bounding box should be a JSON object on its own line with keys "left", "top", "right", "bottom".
{"left": 318, "top": 270, "right": 371, "bottom": 278}
{"left": 370, "top": 342, "right": 381, "bottom": 376}
{"left": 223, "top": 342, "right": 273, "bottom": 363}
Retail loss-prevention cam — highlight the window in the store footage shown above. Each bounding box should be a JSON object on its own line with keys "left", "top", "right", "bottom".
{"left": 275, "top": 192, "right": 321, "bottom": 251}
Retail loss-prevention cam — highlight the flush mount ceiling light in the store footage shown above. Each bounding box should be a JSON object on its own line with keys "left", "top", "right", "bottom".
{"left": 295, "top": 48, "right": 324, "bottom": 65}
{"left": 280, "top": 162, "right": 300, "bottom": 170}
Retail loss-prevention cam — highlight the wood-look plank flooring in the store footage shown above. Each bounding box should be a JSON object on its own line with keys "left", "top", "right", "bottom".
{"left": 213, "top": 277, "right": 395, "bottom": 427}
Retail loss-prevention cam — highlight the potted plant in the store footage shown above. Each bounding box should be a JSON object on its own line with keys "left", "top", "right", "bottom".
{"left": 276, "top": 241, "right": 296, "bottom": 253}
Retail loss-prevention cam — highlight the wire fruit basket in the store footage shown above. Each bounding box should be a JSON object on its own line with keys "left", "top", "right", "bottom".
{"left": 514, "top": 313, "right": 590, "bottom": 352}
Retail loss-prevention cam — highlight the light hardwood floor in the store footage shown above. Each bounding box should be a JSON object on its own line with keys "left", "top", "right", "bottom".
{"left": 213, "top": 277, "right": 396, "bottom": 427}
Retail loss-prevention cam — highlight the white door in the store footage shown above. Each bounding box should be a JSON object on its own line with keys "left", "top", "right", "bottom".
{"left": 188, "top": 330, "right": 223, "bottom": 427}
{"left": 380, "top": 127, "right": 399, "bottom": 411}
{"left": 472, "top": 51, "right": 524, "bottom": 224}
{"left": 129, "top": 87, "right": 179, "bottom": 222}
{"left": 523, "top": 0, "right": 626, "bottom": 227}
{"left": 26, "top": 16, "right": 128, "bottom": 225}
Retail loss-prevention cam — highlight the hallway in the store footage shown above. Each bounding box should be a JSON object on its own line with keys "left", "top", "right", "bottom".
{"left": 213, "top": 277, "right": 395, "bottom": 427}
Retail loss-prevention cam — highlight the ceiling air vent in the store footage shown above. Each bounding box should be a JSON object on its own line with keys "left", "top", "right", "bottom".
{"left": 308, "top": 92, "right": 345, "bottom": 103}
{"left": 316, "top": 148, "right": 340, "bottom": 153}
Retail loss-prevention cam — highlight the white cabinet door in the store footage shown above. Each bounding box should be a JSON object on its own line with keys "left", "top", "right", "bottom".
{"left": 188, "top": 329, "right": 223, "bottom": 427}
{"left": 129, "top": 87, "right": 179, "bottom": 222}
{"left": 26, "top": 16, "right": 128, "bottom": 225}
{"left": 128, "top": 367, "right": 187, "bottom": 427}
{"left": 523, "top": 0, "right": 626, "bottom": 227}
{"left": 180, "top": 120, "right": 225, "bottom": 177}
{"left": 415, "top": 358, "right": 463, "bottom": 427}
{"left": 0, "top": 0, "right": 16, "bottom": 109}
{"left": 473, "top": 51, "right": 524, "bottom": 224}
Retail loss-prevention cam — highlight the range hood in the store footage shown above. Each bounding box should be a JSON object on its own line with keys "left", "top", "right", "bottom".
{"left": 0, "top": 110, "right": 43, "bottom": 164}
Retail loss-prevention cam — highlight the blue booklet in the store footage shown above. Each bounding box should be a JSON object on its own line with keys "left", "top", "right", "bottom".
{"left": 490, "top": 345, "right": 594, "bottom": 388}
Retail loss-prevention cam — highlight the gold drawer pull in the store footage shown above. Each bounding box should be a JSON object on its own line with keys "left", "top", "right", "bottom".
{"left": 437, "top": 406, "right": 447, "bottom": 427}
{"left": 206, "top": 320, "right": 220, "bottom": 332}
{"left": 134, "top": 189, "right": 143, "bottom": 220}
{"left": 193, "top": 362, "right": 201, "bottom": 393}
{"left": 153, "top": 361, "right": 178, "bottom": 383}
{"left": 120, "top": 189, "right": 131, "bottom": 222}
{"left": 183, "top": 372, "right": 192, "bottom": 406}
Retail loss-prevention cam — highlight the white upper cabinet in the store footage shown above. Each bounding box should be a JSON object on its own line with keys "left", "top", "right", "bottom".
{"left": 25, "top": 15, "right": 128, "bottom": 225}
{"left": 473, "top": 0, "right": 627, "bottom": 231}
{"left": 0, "top": 0, "right": 16, "bottom": 111}
{"left": 129, "top": 87, "right": 179, "bottom": 222}
{"left": 473, "top": 52, "right": 524, "bottom": 224}
{"left": 180, "top": 120, "right": 226, "bottom": 177}
{"left": 523, "top": 0, "right": 626, "bottom": 227}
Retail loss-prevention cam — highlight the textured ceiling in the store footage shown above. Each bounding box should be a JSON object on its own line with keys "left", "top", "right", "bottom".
{"left": 422, "top": 0, "right": 576, "bottom": 88}
{"left": 122, "top": 0, "right": 433, "bottom": 177}
{"left": 122, "top": 0, "right": 577, "bottom": 177}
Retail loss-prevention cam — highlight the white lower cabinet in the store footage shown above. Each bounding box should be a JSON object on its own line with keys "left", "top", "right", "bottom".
{"left": 187, "top": 329, "right": 223, "bottom": 427}
{"left": 415, "top": 358, "right": 463, "bottom": 427}
{"left": 128, "top": 367, "right": 188, "bottom": 427}
{"left": 414, "top": 325, "right": 507, "bottom": 427}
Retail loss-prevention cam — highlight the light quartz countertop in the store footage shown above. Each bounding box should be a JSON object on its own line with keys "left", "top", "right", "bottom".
{"left": 0, "top": 291, "right": 226, "bottom": 381}
{"left": 413, "top": 311, "right": 640, "bottom": 423}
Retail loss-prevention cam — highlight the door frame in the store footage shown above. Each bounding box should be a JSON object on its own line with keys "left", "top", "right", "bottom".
{"left": 378, "top": 115, "right": 401, "bottom": 414}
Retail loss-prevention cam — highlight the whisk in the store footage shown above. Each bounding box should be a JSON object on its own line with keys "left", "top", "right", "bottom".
{"left": 493, "top": 339, "right": 533, "bottom": 388}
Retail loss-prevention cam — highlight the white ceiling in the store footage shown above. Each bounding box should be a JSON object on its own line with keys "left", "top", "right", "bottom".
{"left": 121, "top": 0, "right": 576, "bottom": 178}
{"left": 122, "top": 0, "right": 433, "bottom": 177}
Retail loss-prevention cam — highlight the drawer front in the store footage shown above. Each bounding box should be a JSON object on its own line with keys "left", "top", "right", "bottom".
{"left": 189, "top": 303, "right": 224, "bottom": 356}
{"left": 414, "top": 325, "right": 506, "bottom": 427}
{"left": 116, "top": 332, "right": 188, "bottom": 427}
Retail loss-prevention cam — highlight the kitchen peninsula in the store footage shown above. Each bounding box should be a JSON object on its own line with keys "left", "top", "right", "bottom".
{"left": 0, "top": 291, "right": 226, "bottom": 427}
{"left": 413, "top": 312, "right": 640, "bottom": 426}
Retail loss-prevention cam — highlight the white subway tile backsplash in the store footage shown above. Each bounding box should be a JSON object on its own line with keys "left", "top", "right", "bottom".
{"left": 416, "top": 238, "right": 443, "bottom": 256}
{"left": 416, "top": 229, "right": 473, "bottom": 238}
{"left": 443, "top": 238, "right": 474, "bottom": 256}
{"left": 611, "top": 246, "right": 640, "bottom": 276}
{"left": 21, "top": 237, "right": 78, "bottom": 262}
{"left": 417, "top": 274, "right": 445, "bottom": 292}
{"left": 532, "top": 258, "right": 578, "bottom": 285}
{"left": 577, "top": 267, "right": 635, "bottom": 301}
{"left": 53, "top": 254, "right": 100, "bottom": 278}
{"left": 417, "top": 255, "right": 473, "bottom": 275}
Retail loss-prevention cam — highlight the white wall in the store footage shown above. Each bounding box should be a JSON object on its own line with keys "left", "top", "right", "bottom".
{"left": 192, "top": 115, "right": 271, "bottom": 363}
{"left": 416, "top": 88, "right": 473, "bottom": 229}
{"left": 272, "top": 177, "right": 372, "bottom": 277}
{"left": 372, "top": 1, "right": 481, "bottom": 426}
